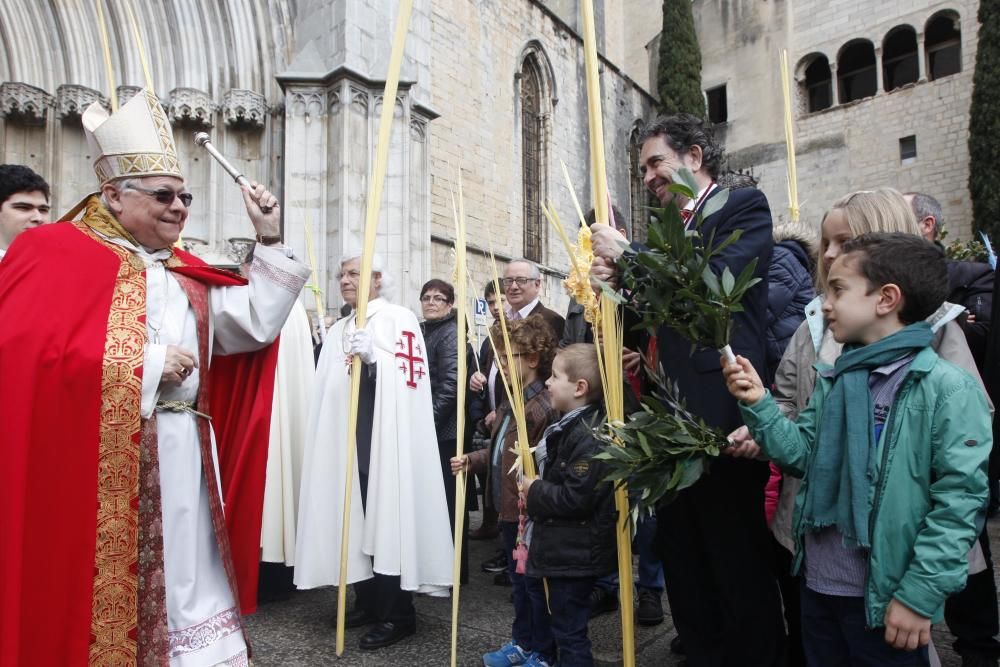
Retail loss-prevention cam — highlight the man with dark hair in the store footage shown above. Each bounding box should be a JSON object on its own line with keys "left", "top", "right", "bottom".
{"left": 592, "top": 113, "right": 786, "bottom": 666}
{"left": 0, "top": 164, "right": 51, "bottom": 261}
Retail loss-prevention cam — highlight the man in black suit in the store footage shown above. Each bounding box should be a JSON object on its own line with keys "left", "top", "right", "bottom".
{"left": 592, "top": 114, "right": 786, "bottom": 666}
{"left": 502, "top": 258, "right": 565, "bottom": 343}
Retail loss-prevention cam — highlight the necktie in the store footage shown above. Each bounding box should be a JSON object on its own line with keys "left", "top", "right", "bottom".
{"left": 680, "top": 208, "right": 694, "bottom": 228}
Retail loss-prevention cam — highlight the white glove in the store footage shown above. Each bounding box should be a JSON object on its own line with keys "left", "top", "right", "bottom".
{"left": 348, "top": 328, "right": 376, "bottom": 364}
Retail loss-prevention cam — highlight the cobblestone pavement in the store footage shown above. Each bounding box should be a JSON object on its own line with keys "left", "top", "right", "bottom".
{"left": 245, "top": 513, "right": 999, "bottom": 666}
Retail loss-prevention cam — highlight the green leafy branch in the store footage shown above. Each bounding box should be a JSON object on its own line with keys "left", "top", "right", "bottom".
{"left": 594, "top": 364, "right": 728, "bottom": 516}
{"left": 618, "top": 168, "right": 761, "bottom": 354}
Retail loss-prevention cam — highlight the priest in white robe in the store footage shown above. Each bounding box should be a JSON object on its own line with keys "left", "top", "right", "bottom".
{"left": 261, "top": 297, "right": 314, "bottom": 566}
{"left": 0, "top": 89, "right": 310, "bottom": 667}
{"left": 295, "top": 254, "right": 454, "bottom": 651}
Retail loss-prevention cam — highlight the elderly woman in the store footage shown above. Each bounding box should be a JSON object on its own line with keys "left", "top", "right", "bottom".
{"left": 420, "top": 278, "right": 469, "bottom": 583}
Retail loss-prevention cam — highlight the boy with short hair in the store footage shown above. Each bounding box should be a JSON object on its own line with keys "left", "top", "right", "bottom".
{"left": 723, "top": 232, "right": 991, "bottom": 665}
{"left": 523, "top": 343, "right": 617, "bottom": 667}
{"left": 452, "top": 315, "right": 559, "bottom": 667}
{"left": 0, "top": 164, "right": 51, "bottom": 261}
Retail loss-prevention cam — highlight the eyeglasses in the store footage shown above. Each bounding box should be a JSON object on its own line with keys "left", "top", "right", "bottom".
{"left": 495, "top": 352, "right": 524, "bottom": 367}
{"left": 336, "top": 270, "right": 362, "bottom": 280}
{"left": 420, "top": 294, "right": 451, "bottom": 304}
{"left": 126, "top": 185, "right": 194, "bottom": 208}
{"left": 501, "top": 277, "right": 538, "bottom": 288}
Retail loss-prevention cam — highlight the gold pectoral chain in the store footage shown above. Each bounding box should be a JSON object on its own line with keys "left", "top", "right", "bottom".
{"left": 155, "top": 400, "right": 212, "bottom": 420}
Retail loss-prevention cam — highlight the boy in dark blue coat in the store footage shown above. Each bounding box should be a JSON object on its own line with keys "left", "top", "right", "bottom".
{"left": 523, "top": 344, "right": 617, "bottom": 667}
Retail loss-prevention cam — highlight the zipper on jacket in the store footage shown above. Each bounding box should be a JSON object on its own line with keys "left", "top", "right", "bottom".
{"left": 862, "top": 373, "right": 915, "bottom": 628}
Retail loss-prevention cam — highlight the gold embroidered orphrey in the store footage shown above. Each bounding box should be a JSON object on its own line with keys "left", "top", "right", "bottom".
{"left": 76, "top": 219, "right": 147, "bottom": 665}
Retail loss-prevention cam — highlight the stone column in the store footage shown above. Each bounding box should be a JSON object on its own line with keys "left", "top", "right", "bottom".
{"left": 830, "top": 63, "right": 840, "bottom": 105}
{"left": 278, "top": 0, "right": 436, "bottom": 317}
{"left": 874, "top": 46, "right": 885, "bottom": 93}
{"left": 916, "top": 33, "right": 927, "bottom": 82}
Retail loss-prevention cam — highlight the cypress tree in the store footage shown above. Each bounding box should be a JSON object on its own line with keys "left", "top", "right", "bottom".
{"left": 969, "top": 0, "right": 1000, "bottom": 238}
{"left": 657, "top": 0, "right": 705, "bottom": 117}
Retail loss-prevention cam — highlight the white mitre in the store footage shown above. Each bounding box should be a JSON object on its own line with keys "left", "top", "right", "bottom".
{"left": 81, "top": 89, "right": 182, "bottom": 185}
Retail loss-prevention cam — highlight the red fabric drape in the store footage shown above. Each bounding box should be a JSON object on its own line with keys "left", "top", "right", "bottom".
{"left": 0, "top": 223, "right": 123, "bottom": 666}
{"left": 209, "top": 340, "right": 281, "bottom": 615}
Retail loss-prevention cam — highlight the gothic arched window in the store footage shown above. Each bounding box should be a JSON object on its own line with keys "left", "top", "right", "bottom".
{"left": 628, "top": 126, "right": 648, "bottom": 243}
{"left": 521, "top": 54, "right": 545, "bottom": 264}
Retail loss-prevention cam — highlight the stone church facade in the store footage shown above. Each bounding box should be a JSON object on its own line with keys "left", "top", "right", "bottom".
{"left": 0, "top": 0, "right": 655, "bottom": 319}
{"left": 684, "top": 0, "right": 977, "bottom": 237}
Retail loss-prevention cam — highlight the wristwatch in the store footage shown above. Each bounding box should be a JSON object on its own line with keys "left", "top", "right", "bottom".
{"left": 255, "top": 233, "right": 282, "bottom": 246}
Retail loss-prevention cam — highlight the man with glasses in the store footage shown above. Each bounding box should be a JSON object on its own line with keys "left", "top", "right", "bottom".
{"left": 0, "top": 163, "right": 51, "bottom": 262}
{"left": 0, "top": 89, "right": 310, "bottom": 666}
{"left": 502, "top": 258, "right": 564, "bottom": 343}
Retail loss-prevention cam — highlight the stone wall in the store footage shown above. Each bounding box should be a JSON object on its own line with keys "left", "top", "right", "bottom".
{"left": 692, "top": 0, "right": 979, "bottom": 238}
{"left": 426, "top": 0, "right": 654, "bottom": 316}
{"left": 0, "top": 0, "right": 655, "bottom": 322}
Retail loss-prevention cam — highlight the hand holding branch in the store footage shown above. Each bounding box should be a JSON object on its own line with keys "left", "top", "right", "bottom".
{"left": 721, "top": 355, "right": 765, "bottom": 405}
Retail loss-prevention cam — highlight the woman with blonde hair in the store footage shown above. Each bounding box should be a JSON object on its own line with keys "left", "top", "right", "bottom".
{"left": 727, "top": 187, "right": 988, "bottom": 666}
{"left": 816, "top": 188, "right": 921, "bottom": 288}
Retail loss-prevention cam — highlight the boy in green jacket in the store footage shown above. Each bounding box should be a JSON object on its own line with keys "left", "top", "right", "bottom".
{"left": 723, "top": 232, "right": 991, "bottom": 666}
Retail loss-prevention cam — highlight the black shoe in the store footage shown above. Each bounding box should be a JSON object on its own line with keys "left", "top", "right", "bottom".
{"left": 481, "top": 549, "right": 507, "bottom": 573}
{"left": 334, "top": 607, "right": 377, "bottom": 629}
{"left": 637, "top": 588, "right": 664, "bottom": 626}
{"left": 670, "top": 634, "right": 685, "bottom": 655}
{"left": 493, "top": 570, "right": 512, "bottom": 587}
{"left": 359, "top": 621, "right": 416, "bottom": 650}
{"left": 588, "top": 586, "right": 619, "bottom": 618}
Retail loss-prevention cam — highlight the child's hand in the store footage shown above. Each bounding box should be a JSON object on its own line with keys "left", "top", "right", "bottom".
{"left": 884, "top": 598, "right": 931, "bottom": 651}
{"left": 449, "top": 455, "right": 469, "bottom": 476}
{"left": 724, "top": 425, "right": 762, "bottom": 458}
{"left": 721, "top": 355, "right": 765, "bottom": 405}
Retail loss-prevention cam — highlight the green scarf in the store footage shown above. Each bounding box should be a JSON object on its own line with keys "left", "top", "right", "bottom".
{"left": 801, "top": 322, "right": 933, "bottom": 547}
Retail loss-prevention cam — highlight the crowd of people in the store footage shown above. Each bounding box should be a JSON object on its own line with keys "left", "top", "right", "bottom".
{"left": 0, "top": 104, "right": 997, "bottom": 667}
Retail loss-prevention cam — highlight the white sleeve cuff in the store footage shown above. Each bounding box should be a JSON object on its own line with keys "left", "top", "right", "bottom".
{"left": 141, "top": 343, "right": 167, "bottom": 418}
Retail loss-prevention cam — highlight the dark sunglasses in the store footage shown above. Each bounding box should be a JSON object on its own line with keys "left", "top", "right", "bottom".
{"left": 127, "top": 185, "right": 194, "bottom": 208}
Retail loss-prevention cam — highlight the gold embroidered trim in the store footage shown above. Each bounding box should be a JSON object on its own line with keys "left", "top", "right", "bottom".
{"left": 146, "top": 90, "right": 178, "bottom": 158}
{"left": 94, "top": 153, "right": 182, "bottom": 184}
{"left": 77, "top": 220, "right": 147, "bottom": 665}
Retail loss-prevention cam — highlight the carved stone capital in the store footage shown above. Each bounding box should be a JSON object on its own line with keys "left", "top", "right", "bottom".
{"left": 0, "top": 82, "right": 53, "bottom": 125}
{"left": 222, "top": 89, "right": 267, "bottom": 129}
{"left": 410, "top": 117, "right": 427, "bottom": 142}
{"left": 116, "top": 85, "right": 144, "bottom": 107}
{"left": 167, "top": 88, "right": 216, "bottom": 128}
{"left": 227, "top": 237, "right": 257, "bottom": 265}
{"left": 56, "top": 84, "right": 108, "bottom": 119}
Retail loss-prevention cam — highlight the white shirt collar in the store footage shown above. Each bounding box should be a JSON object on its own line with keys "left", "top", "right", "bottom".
{"left": 683, "top": 182, "right": 718, "bottom": 212}
{"left": 0, "top": 247, "right": 6, "bottom": 262}
{"left": 517, "top": 297, "right": 540, "bottom": 319}
{"left": 91, "top": 228, "right": 172, "bottom": 266}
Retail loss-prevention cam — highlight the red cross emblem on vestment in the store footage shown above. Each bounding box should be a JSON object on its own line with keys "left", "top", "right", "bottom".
{"left": 394, "top": 330, "right": 426, "bottom": 389}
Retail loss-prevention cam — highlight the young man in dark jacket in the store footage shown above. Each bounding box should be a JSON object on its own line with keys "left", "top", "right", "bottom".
{"left": 524, "top": 344, "right": 616, "bottom": 667}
